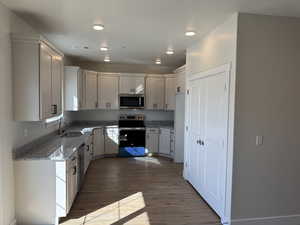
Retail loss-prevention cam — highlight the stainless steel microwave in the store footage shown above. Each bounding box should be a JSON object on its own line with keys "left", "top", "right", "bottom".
{"left": 119, "top": 95, "right": 144, "bottom": 109}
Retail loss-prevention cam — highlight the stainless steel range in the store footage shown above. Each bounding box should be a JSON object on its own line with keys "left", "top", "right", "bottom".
{"left": 118, "top": 114, "right": 146, "bottom": 157}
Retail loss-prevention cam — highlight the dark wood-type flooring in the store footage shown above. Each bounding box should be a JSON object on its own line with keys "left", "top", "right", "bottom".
{"left": 60, "top": 157, "right": 220, "bottom": 225}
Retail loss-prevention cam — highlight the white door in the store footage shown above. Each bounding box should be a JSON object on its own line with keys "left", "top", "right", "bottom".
{"left": 119, "top": 76, "right": 145, "bottom": 94}
{"left": 165, "top": 77, "right": 176, "bottom": 110}
{"left": 84, "top": 71, "right": 98, "bottom": 109}
{"left": 186, "top": 79, "right": 202, "bottom": 189}
{"left": 93, "top": 128, "right": 105, "bottom": 157}
{"left": 186, "top": 68, "right": 229, "bottom": 218}
{"left": 146, "top": 128, "right": 159, "bottom": 154}
{"left": 51, "top": 56, "right": 62, "bottom": 116}
{"left": 159, "top": 128, "right": 171, "bottom": 155}
{"left": 40, "top": 45, "right": 53, "bottom": 120}
{"left": 200, "top": 72, "right": 229, "bottom": 216}
{"left": 98, "top": 75, "right": 119, "bottom": 109}
{"left": 146, "top": 77, "right": 165, "bottom": 110}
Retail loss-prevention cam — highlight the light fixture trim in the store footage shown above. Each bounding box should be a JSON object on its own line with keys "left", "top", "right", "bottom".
{"left": 93, "top": 24, "right": 105, "bottom": 31}
{"left": 166, "top": 49, "right": 174, "bottom": 55}
{"left": 100, "top": 47, "right": 109, "bottom": 51}
{"left": 185, "top": 31, "right": 196, "bottom": 36}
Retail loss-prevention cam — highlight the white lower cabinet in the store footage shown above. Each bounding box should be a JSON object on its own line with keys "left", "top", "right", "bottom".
{"left": 159, "top": 128, "right": 171, "bottom": 155}
{"left": 104, "top": 127, "right": 119, "bottom": 154}
{"left": 66, "top": 154, "right": 78, "bottom": 212}
{"left": 146, "top": 128, "right": 160, "bottom": 154}
{"left": 93, "top": 128, "right": 105, "bottom": 158}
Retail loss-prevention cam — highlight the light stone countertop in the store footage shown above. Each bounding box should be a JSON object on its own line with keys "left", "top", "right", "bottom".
{"left": 14, "top": 120, "right": 174, "bottom": 161}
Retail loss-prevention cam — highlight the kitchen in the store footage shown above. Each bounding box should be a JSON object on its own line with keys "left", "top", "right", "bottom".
{"left": 2, "top": 1, "right": 300, "bottom": 225}
{"left": 12, "top": 35, "right": 186, "bottom": 224}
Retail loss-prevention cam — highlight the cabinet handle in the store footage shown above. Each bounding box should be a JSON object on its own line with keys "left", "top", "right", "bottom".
{"left": 95, "top": 102, "right": 98, "bottom": 108}
{"left": 73, "top": 166, "right": 77, "bottom": 175}
{"left": 87, "top": 145, "right": 90, "bottom": 152}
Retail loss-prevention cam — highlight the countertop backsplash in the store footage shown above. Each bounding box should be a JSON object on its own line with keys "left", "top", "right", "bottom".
{"left": 64, "top": 109, "right": 174, "bottom": 122}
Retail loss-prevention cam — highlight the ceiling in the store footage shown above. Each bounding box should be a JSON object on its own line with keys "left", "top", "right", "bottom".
{"left": 1, "top": 0, "right": 300, "bottom": 68}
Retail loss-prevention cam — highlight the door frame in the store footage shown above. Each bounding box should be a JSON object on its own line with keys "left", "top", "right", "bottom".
{"left": 184, "top": 63, "right": 233, "bottom": 224}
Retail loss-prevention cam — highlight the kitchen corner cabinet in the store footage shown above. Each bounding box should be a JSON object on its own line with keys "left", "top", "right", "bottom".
{"left": 12, "top": 36, "right": 63, "bottom": 121}
{"left": 93, "top": 128, "right": 105, "bottom": 158}
{"left": 119, "top": 75, "right": 145, "bottom": 94}
{"left": 165, "top": 76, "right": 176, "bottom": 111}
{"left": 64, "top": 66, "right": 84, "bottom": 111}
{"left": 83, "top": 70, "right": 98, "bottom": 109}
{"left": 98, "top": 73, "right": 119, "bottom": 110}
{"left": 146, "top": 128, "right": 160, "bottom": 154}
{"left": 146, "top": 76, "right": 165, "bottom": 110}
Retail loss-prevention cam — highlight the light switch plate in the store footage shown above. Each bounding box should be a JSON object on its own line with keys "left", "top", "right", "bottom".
{"left": 256, "top": 136, "right": 263, "bottom": 146}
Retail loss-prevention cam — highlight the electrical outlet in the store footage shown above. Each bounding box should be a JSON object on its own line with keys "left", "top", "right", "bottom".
{"left": 23, "top": 128, "right": 28, "bottom": 137}
{"left": 256, "top": 136, "right": 263, "bottom": 146}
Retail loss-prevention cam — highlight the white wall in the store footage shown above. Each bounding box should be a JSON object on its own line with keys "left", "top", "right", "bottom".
{"left": 185, "top": 13, "right": 238, "bottom": 221}
{"left": 65, "top": 109, "right": 174, "bottom": 122}
{"left": 232, "top": 13, "right": 300, "bottom": 221}
{"left": 0, "top": 3, "right": 60, "bottom": 224}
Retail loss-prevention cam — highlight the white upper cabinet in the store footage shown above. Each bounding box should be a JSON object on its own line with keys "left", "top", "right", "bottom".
{"left": 165, "top": 76, "right": 176, "bottom": 111}
{"left": 83, "top": 70, "right": 98, "bottom": 109}
{"left": 146, "top": 76, "right": 165, "bottom": 110}
{"left": 39, "top": 45, "right": 53, "bottom": 120}
{"left": 98, "top": 73, "right": 119, "bottom": 110}
{"left": 64, "top": 66, "right": 84, "bottom": 111}
{"left": 119, "top": 74, "right": 145, "bottom": 94}
{"left": 12, "top": 35, "right": 63, "bottom": 121}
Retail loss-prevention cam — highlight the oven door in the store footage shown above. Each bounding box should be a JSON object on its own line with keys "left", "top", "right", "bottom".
{"left": 119, "top": 128, "right": 146, "bottom": 147}
{"left": 119, "top": 95, "right": 144, "bottom": 109}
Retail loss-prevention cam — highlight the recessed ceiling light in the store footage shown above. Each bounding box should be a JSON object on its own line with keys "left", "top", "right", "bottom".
{"left": 100, "top": 47, "right": 108, "bottom": 51}
{"left": 93, "top": 24, "right": 104, "bottom": 31}
{"left": 104, "top": 56, "right": 111, "bottom": 62}
{"left": 185, "top": 31, "right": 196, "bottom": 37}
{"left": 166, "top": 49, "right": 174, "bottom": 55}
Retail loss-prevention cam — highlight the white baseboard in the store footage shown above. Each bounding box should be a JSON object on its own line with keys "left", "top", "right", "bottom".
{"left": 230, "top": 214, "right": 300, "bottom": 225}
{"left": 9, "top": 219, "right": 16, "bottom": 225}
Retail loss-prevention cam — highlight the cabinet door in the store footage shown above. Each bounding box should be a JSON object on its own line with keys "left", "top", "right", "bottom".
{"left": 200, "top": 72, "right": 228, "bottom": 216}
{"left": 146, "top": 77, "right": 165, "bottom": 110}
{"left": 119, "top": 76, "right": 145, "bottom": 94}
{"left": 159, "top": 128, "right": 171, "bottom": 155}
{"left": 40, "top": 45, "right": 53, "bottom": 119}
{"left": 51, "top": 56, "right": 62, "bottom": 115}
{"left": 146, "top": 129, "right": 159, "bottom": 154}
{"left": 105, "top": 128, "right": 119, "bottom": 154}
{"left": 98, "top": 75, "right": 119, "bottom": 109}
{"left": 84, "top": 71, "right": 98, "bottom": 109}
{"left": 93, "top": 128, "right": 105, "bottom": 157}
{"left": 165, "top": 77, "right": 176, "bottom": 110}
